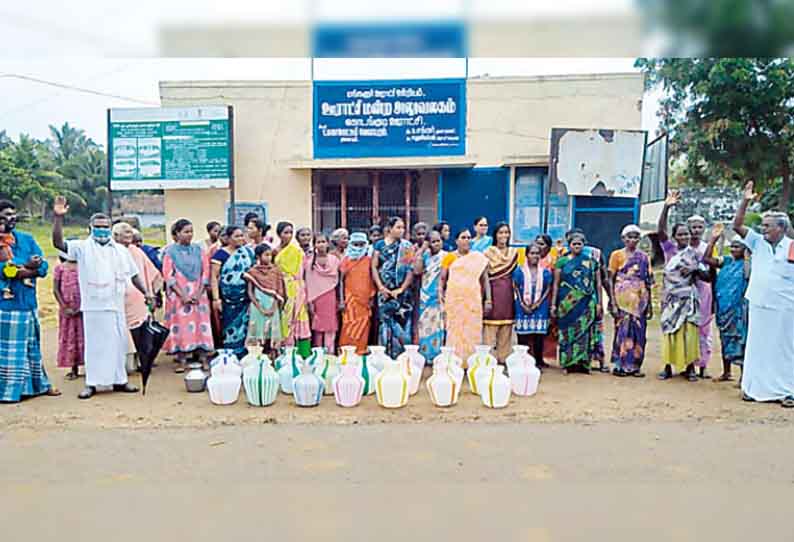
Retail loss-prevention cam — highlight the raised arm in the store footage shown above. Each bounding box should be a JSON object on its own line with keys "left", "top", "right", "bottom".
{"left": 703, "top": 223, "right": 725, "bottom": 268}
{"left": 733, "top": 181, "right": 757, "bottom": 238}
{"left": 657, "top": 190, "right": 680, "bottom": 242}
{"left": 52, "top": 195, "right": 69, "bottom": 253}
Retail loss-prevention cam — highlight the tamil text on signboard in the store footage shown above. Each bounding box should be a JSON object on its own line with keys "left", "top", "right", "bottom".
{"left": 313, "top": 79, "right": 466, "bottom": 159}
{"left": 109, "top": 106, "right": 232, "bottom": 190}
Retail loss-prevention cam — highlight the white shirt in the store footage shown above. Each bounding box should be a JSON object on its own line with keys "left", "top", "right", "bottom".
{"left": 67, "top": 238, "right": 138, "bottom": 312}
{"left": 743, "top": 229, "right": 794, "bottom": 311}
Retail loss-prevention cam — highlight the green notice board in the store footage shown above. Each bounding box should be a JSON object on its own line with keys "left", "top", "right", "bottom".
{"left": 109, "top": 106, "right": 232, "bottom": 190}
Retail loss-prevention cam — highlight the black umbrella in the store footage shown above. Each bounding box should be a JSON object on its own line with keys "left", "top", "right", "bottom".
{"left": 131, "top": 318, "right": 170, "bottom": 395}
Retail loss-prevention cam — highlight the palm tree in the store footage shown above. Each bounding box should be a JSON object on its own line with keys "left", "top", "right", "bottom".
{"left": 48, "top": 122, "right": 94, "bottom": 164}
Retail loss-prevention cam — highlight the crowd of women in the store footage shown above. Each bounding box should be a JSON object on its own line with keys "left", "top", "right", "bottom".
{"left": 53, "top": 191, "right": 753, "bottom": 389}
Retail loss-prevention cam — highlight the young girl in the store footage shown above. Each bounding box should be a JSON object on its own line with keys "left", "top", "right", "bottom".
{"left": 244, "top": 244, "right": 286, "bottom": 358}
{"left": 305, "top": 233, "right": 341, "bottom": 353}
{"left": 512, "top": 243, "right": 552, "bottom": 369}
{"left": 53, "top": 252, "right": 84, "bottom": 379}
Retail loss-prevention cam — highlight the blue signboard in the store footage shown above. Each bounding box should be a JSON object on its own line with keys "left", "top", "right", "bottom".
{"left": 311, "top": 21, "right": 467, "bottom": 58}
{"left": 313, "top": 79, "right": 466, "bottom": 159}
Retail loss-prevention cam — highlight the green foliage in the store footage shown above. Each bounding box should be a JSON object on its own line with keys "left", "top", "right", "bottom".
{"left": 637, "top": 0, "right": 794, "bottom": 56}
{"left": 636, "top": 58, "right": 794, "bottom": 211}
{"left": 0, "top": 152, "right": 56, "bottom": 206}
{"left": 0, "top": 123, "right": 107, "bottom": 219}
{"left": 744, "top": 212, "right": 762, "bottom": 229}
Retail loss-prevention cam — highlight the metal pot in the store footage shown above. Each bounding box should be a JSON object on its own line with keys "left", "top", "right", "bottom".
{"left": 184, "top": 363, "right": 207, "bottom": 393}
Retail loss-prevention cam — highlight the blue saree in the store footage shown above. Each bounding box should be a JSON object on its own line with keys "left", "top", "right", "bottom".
{"left": 213, "top": 246, "right": 254, "bottom": 357}
{"left": 715, "top": 255, "right": 749, "bottom": 365}
{"left": 375, "top": 239, "right": 415, "bottom": 358}
{"left": 556, "top": 253, "right": 600, "bottom": 370}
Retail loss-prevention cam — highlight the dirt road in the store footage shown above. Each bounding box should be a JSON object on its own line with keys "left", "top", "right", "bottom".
{"left": 3, "top": 423, "right": 794, "bottom": 541}
{"left": 5, "top": 324, "right": 793, "bottom": 431}
{"left": 4, "top": 323, "right": 794, "bottom": 540}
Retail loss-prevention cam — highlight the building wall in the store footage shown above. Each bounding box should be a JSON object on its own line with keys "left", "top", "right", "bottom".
{"left": 467, "top": 74, "right": 643, "bottom": 165}
{"left": 159, "top": 81, "right": 314, "bottom": 237}
{"left": 159, "top": 73, "right": 643, "bottom": 238}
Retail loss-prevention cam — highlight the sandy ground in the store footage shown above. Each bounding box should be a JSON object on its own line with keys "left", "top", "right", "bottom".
{"left": 3, "top": 423, "right": 794, "bottom": 541}
{"left": 5, "top": 323, "right": 794, "bottom": 541}
{"left": 4, "top": 321, "right": 794, "bottom": 430}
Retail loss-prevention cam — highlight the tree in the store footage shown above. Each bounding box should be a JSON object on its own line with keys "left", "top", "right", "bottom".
{"left": 0, "top": 130, "right": 10, "bottom": 151}
{"left": 47, "top": 122, "right": 94, "bottom": 164}
{"left": 0, "top": 151, "right": 57, "bottom": 214}
{"left": 637, "top": 0, "right": 794, "bottom": 56}
{"left": 46, "top": 122, "right": 106, "bottom": 217}
{"left": 636, "top": 57, "right": 794, "bottom": 210}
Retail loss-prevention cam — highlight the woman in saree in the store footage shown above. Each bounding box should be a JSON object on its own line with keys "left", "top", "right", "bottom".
{"left": 483, "top": 222, "right": 519, "bottom": 363}
{"left": 703, "top": 223, "right": 749, "bottom": 382}
{"left": 371, "top": 217, "right": 415, "bottom": 358}
{"left": 471, "top": 216, "right": 493, "bottom": 253}
{"left": 658, "top": 223, "right": 702, "bottom": 382}
{"left": 112, "top": 222, "right": 162, "bottom": 372}
{"left": 550, "top": 232, "right": 603, "bottom": 374}
{"left": 274, "top": 221, "right": 312, "bottom": 358}
{"left": 414, "top": 230, "right": 447, "bottom": 361}
{"left": 340, "top": 233, "right": 376, "bottom": 355}
{"left": 608, "top": 224, "right": 654, "bottom": 377}
{"left": 210, "top": 226, "right": 255, "bottom": 357}
{"left": 440, "top": 228, "right": 491, "bottom": 364}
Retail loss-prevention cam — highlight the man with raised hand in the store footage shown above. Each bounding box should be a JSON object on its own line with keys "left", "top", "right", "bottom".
{"left": 732, "top": 182, "right": 794, "bottom": 408}
{"left": 52, "top": 196, "right": 153, "bottom": 400}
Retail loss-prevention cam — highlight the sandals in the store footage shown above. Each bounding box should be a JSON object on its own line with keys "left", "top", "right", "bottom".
{"left": 65, "top": 370, "right": 79, "bottom": 381}
{"left": 742, "top": 393, "right": 755, "bottom": 402}
{"left": 113, "top": 383, "right": 139, "bottom": 393}
{"left": 599, "top": 363, "right": 611, "bottom": 374}
{"left": 686, "top": 372, "right": 699, "bottom": 382}
{"left": 657, "top": 368, "right": 673, "bottom": 380}
{"left": 632, "top": 371, "right": 646, "bottom": 378}
{"left": 78, "top": 386, "right": 96, "bottom": 400}
{"left": 717, "top": 374, "right": 734, "bottom": 382}
{"left": 613, "top": 368, "right": 627, "bottom": 377}
{"left": 45, "top": 388, "right": 62, "bottom": 397}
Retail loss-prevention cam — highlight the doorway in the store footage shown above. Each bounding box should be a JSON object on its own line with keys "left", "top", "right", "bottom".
{"left": 312, "top": 169, "right": 438, "bottom": 233}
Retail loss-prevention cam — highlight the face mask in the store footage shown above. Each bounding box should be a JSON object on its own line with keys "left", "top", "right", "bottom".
{"left": 92, "top": 227, "right": 111, "bottom": 244}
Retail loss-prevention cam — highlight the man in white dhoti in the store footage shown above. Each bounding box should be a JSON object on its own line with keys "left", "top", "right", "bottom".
{"left": 52, "top": 196, "right": 153, "bottom": 399}
{"left": 732, "top": 182, "right": 794, "bottom": 408}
